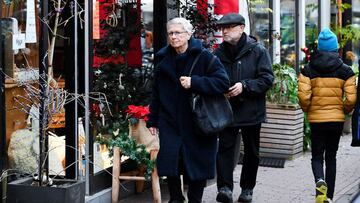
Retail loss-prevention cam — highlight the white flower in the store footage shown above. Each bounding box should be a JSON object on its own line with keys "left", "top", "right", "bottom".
{"left": 94, "top": 69, "right": 102, "bottom": 76}
{"left": 113, "top": 129, "right": 120, "bottom": 136}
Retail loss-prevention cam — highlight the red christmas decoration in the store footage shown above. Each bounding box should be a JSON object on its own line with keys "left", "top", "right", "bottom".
{"left": 125, "top": 105, "right": 150, "bottom": 121}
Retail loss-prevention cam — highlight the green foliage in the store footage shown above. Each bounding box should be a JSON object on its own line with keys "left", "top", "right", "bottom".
{"left": 351, "top": 64, "right": 359, "bottom": 76}
{"left": 303, "top": 114, "right": 311, "bottom": 151}
{"left": 92, "top": 62, "right": 148, "bottom": 136}
{"left": 96, "top": 130, "right": 155, "bottom": 179}
{"left": 337, "top": 2, "right": 352, "bottom": 13}
{"left": 333, "top": 25, "right": 360, "bottom": 49}
{"left": 266, "top": 64, "right": 298, "bottom": 105}
{"left": 94, "top": 4, "right": 141, "bottom": 57}
{"left": 247, "top": 0, "right": 272, "bottom": 13}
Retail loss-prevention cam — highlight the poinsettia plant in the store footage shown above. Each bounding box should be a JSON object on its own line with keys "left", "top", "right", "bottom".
{"left": 125, "top": 105, "right": 150, "bottom": 125}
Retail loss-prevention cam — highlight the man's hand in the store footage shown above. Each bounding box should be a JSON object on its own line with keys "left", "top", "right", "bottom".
{"left": 148, "top": 127, "right": 158, "bottom": 136}
{"left": 226, "top": 82, "right": 243, "bottom": 97}
{"left": 180, "top": 76, "right": 191, "bottom": 89}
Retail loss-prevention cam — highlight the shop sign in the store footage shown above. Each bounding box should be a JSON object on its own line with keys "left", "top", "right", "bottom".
{"left": 121, "top": 0, "right": 138, "bottom": 4}
{"left": 93, "top": 0, "right": 100, "bottom": 39}
{"left": 25, "top": 0, "right": 37, "bottom": 43}
{"left": 12, "top": 33, "right": 26, "bottom": 50}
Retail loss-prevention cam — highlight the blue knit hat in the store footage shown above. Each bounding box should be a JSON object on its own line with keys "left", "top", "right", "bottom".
{"left": 317, "top": 27, "right": 338, "bottom": 52}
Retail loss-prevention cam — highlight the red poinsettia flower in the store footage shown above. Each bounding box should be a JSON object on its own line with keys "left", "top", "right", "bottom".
{"left": 126, "top": 105, "right": 150, "bottom": 121}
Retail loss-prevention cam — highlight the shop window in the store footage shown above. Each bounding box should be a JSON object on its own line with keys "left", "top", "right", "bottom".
{"left": 352, "top": 0, "right": 360, "bottom": 60}
{"left": 91, "top": 0, "right": 153, "bottom": 175}
{"left": 305, "top": 0, "right": 319, "bottom": 54}
{"left": 1, "top": 0, "right": 67, "bottom": 176}
{"left": 1, "top": 0, "right": 39, "bottom": 77}
{"left": 249, "top": 0, "right": 270, "bottom": 49}
{"left": 280, "top": 0, "right": 295, "bottom": 67}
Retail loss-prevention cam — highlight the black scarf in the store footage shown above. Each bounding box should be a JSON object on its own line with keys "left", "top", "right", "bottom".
{"left": 224, "top": 33, "right": 247, "bottom": 61}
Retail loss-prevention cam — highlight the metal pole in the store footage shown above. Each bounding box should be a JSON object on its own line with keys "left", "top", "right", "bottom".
{"left": 0, "top": 0, "right": 5, "bottom": 172}
{"left": 153, "top": 0, "right": 168, "bottom": 53}
{"left": 272, "top": 0, "right": 281, "bottom": 64}
{"left": 0, "top": 2, "right": 7, "bottom": 200}
{"left": 295, "top": 0, "right": 300, "bottom": 73}
{"left": 84, "top": 0, "right": 90, "bottom": 195}
{"left": 39, "top": 0, "right": 49, "bottom": 186}
{"left": 74, "top": 0, "right": 79, "bottom": 180}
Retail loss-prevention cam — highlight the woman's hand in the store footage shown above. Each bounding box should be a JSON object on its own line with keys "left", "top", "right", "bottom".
{"left": 180, "top": 76, "right": 191, "bottom": 89}
{"left": 148, "top": 127, "right": 158, "bottom": 136}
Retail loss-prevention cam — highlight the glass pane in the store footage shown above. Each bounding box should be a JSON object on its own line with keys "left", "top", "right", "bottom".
{"left": 2, "top": 0, "right": 67, "bottom": 176}
{"left": 91, "top": 0, "right": 153, "bottom": 174}
{"left": 280, "top": 0, "right": 295, "bottom": 66}
{"left": 305, "top": 0, "right": 319, "bottom": 52}
{"left": 249, "top": 0, "right": 270, "bottom": 49}
{"left": 1, "top": 0, "right": 39, "bottom": 76}
{"left": 353, "top": 0, "right": 360, "bottom": 63}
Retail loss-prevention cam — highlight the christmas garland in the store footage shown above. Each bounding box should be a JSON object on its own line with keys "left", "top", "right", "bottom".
{"left": 96, "top": 130, "right": 155, "bottom": 180}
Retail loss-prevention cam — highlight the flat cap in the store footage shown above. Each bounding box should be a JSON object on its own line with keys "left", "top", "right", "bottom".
{"left": 217, "top": 13, "right": 245, "bottom": 26}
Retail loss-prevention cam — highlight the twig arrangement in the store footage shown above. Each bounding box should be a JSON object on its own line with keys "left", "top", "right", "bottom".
{"left": 3, "top": 68, "right": 111, "bottom": 186}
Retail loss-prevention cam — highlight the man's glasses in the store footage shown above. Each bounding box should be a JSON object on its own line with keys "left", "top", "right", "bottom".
{"left": 167, "top": 31, "right": 187, "bottom": 37}
{"left": 220, "top": 24, "right": 240, "bottom": 30}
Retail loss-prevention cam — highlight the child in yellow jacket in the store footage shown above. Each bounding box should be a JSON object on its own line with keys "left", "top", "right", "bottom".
{"left": 298, "top": 27, "right": 357, "bottom": 203}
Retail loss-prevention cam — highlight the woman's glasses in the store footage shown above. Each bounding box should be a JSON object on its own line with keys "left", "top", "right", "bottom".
{"left": 167, "top": 31, "right": 187, "bottom": 37}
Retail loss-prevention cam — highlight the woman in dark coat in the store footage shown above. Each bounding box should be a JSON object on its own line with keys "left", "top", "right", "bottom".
{"left": 147, "top": 17, "right": 230, "bottom": 203}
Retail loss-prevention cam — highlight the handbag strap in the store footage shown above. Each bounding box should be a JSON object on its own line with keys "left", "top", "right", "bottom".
{"left": 188, "top": 50, "right": 217, "bottom": 76}
{"left": 189, "top": 50, "right": 204, "bottom": 76}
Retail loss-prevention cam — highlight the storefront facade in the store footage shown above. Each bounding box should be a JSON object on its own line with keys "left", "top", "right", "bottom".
{"left": 0, "top": 0, "right": 359, "bottom": 201}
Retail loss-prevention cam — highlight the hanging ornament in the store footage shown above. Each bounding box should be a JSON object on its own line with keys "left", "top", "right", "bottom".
{"left": 106, "top": 1, "right": 118, "bottom": 27}
{"left": 118, "top": 73, "right": 125, "bottom": 90}
{"left": 100, "top": 113, "right": 105, "bottom": 126}
{"left": 94, "top": 69, "right": 102, "bottom": 76}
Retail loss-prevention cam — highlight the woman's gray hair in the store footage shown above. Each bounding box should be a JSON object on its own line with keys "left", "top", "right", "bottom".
{"left": 167, "top": 17, "right": 194, "bottom": 34}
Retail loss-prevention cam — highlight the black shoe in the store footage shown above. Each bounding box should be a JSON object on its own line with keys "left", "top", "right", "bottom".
{"left": 216, "top": 186, "right": 233, "bottom": 203}
{"left": 238, "top": 189, "right": 253, "bottom": 202}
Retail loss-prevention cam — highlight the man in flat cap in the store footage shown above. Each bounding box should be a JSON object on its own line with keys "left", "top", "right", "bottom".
{"left": 214, "top": 13, "right": 274, "bottom": 203}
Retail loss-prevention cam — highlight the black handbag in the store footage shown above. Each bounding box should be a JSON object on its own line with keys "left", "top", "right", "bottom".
{"left": 189, "top": 51, "right": 233, "bottom": 135}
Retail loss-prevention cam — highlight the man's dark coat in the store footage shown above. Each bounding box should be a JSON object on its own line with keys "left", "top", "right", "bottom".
{"left": 214, "top": 35, "right": 274, "bottom": 126}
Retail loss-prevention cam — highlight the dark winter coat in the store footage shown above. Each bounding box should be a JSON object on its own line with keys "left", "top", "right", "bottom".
{"left": 351, "top": 60, "right": 360, "bottom": 147}
{"left": 214, "top": 35, "right": 274, "bottom": 126}
{"left": 147, "top": 38, "right": 230, "bottom": 180}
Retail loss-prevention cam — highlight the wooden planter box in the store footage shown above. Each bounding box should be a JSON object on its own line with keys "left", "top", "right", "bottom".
{"left": 240, "top": 103, "right": 304, "bottom": 160}
{"left": 259, "top": 103, "right": 304, "bottom": 159}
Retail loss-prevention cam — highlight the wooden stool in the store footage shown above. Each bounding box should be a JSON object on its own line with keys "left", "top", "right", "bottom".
{"left": 111, "top": 147, "right": 161, "bottom": 203}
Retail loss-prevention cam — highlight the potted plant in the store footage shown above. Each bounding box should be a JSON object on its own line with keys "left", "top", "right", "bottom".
{"left": 95, "top": 104, "right": 158, "bottom": 203}
{"left": 260, "top": 63, "right": 304, "bottom": 159}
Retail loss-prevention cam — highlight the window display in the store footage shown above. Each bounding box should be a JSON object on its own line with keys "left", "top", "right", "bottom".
{"left": 1, "top": 0, "right": 39, "bottom": 79}
{"left": 1, "top": 0, "right": 69, "bottom": 177}
{"left": 280, "top": 0, "right": 296, "bottom": 66}
{"left": 305, "top": 0, "right": 319, "bottom": 58}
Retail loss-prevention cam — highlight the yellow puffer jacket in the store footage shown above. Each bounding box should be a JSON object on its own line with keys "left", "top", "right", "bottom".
{"left": 298, "top": 51, "right": 357, "bottom": 123}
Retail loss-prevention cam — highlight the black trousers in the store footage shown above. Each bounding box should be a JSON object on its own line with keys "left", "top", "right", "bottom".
{"left": 216, "top": 124, "right": 261, "bottom": 191}
{"left": 310, "top": 122, "right": 343, "bottom": 200}
{"left": 167, "top": 158, "right": 206, "bottom": 203}
{"left": 167, "top": 177, "right": 206, "bottom": 203}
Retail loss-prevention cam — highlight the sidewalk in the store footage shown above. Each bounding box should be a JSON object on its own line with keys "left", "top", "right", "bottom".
{"left": 120, "top": 134, "right": 360, "bottom": 203}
